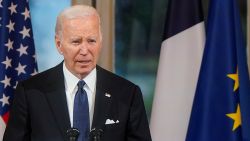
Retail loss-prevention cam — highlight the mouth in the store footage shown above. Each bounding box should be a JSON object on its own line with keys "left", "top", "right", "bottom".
{"left": 76, "top": 60, "right": 91, "bottom": 65}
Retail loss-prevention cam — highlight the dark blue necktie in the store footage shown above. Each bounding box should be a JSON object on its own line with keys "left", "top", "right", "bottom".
{"left": 73, "top": 81, "right": 90, "bottom": 141}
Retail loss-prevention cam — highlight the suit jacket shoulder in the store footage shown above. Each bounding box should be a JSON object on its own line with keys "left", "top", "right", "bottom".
{"left": 19, "top": 62, "right": 64, "bottom": 92}
{"left": 96, "top": 65, "right": 137, "bottom": 88}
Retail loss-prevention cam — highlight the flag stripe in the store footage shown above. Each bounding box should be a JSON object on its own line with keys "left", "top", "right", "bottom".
{"left": 0, "top": 118, "right": 5, "bottom": 141}
{"left": 164, "top": 0, "right": 204, "bottom": 39}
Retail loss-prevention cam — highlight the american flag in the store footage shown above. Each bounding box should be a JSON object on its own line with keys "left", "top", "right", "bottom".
{"left": 0, "top": 0, "right": 37, "bottom": 139}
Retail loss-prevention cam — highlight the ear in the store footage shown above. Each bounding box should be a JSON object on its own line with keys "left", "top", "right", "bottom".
{"left": 55, "top": 35, "right": 63, "bottom": 54}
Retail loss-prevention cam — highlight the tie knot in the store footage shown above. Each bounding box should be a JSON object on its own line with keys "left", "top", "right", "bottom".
{"left": 77, "top": 80, "right": 85, "bottom": 90}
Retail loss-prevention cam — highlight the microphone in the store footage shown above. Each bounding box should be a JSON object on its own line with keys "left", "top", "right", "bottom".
{"left": 89, "top": 128, "right": 103, "bottom": 141}
{"left": 66, "top": 128, "right": 80, "bottom": 141}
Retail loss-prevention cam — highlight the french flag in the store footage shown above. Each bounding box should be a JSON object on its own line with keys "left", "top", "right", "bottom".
{"left": 150, "top": 0, "right": 205, "bottom": 140}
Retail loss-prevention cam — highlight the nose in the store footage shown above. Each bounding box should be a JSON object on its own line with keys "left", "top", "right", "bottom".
{"left": 79, "top": 44, "right": 88, "bottom": 55}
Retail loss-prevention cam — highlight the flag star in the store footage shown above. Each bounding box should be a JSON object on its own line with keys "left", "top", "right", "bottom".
{"left": 8, "top": 2, "right": 17, "bottom": 15}
{"left": 17, "top": 44, "right": 28, "bottom": 56}
{"left": 227, "top": 69, "right": 239, "bottom": 92}
{"left": 5, "top": 39, "right": 14, "bottom": 51}
{"left": 22, "top": 8, "right": 30, "bottom": 20}
{"left": 31, "top": 69, "right": 38, "bottom": 76}
{"left": 0, "top": 94, "right": 10, "bottom": 107}
{"left": 6, "top": 20, "right": 15, "bottom": 33}
{"left": 226, "top": 104, "right": 241, "bottom": 131}
{"left": 19, "top": 26, "right": 30, "bottom": 39}
{"left": 1, "top": 76, "right": 11, "bottom": 88}
{"left": 15, "top": 63, "right": 27, "bottom": 75}
{"left": 0, "top": 0, "right": 2, "bottom": 8}
{"left": 2, "top": 56, "right": 12, "bottom": 69}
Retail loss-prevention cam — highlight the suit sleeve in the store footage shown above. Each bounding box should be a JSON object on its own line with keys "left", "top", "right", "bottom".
{"left": 3, "top": 82, "right": 31, "bottom": 141}
{"left": 126, "top": 85, "right": 152, "bottom": 141}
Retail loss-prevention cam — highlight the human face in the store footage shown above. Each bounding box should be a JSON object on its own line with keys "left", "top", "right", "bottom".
{"left": 55, "top": 15, "right": 102, "bottom": 79}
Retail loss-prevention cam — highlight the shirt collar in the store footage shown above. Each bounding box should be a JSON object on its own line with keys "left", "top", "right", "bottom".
{"left": 63, "top": 62, "right": 96, "bottom": 94}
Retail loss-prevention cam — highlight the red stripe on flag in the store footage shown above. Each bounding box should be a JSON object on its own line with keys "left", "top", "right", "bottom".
{"left": 2, "top": 112, "right": 9, "bottom": 124}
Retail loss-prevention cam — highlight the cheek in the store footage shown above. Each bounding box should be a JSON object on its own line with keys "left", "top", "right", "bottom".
{"left": 91, "top": 46, "right": 101, "bottom": 58}
{"left": 62, "top": 47, "right": 79, "bottom": 61}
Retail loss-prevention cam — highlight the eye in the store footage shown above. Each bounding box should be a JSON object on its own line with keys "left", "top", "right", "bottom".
{"left": 87, "top": 38, "right": 96, "bottom": 44}
{"left": 71, "top": 40, "right": 80, "bottom": 45}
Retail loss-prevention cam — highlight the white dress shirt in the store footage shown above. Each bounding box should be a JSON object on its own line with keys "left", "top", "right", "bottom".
{"left": 63, "top": 63, "right": 96, "bottom": 128}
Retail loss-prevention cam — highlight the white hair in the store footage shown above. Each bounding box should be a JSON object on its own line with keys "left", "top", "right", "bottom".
{"left": 55, "top": 5, "right": 102, "bottom": 40}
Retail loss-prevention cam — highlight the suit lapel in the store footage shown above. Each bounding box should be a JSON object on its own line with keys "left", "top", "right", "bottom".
{"left": 92, "top": 66, "right": 112, "bottom": 130}
{"left": 43, "top": 63, "right": 71, "bottom": 140}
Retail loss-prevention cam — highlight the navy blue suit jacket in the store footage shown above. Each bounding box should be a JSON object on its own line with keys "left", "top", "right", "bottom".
{"left": 3, "top": 63, "right": 151, "bottom": 141}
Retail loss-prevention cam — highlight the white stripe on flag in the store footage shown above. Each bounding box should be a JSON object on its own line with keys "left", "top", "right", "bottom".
{"left": 0, "top": 117, "right": 6, "bottom": 141}
{"left": 150, "top": 22, "right": 205, "bottom": 141}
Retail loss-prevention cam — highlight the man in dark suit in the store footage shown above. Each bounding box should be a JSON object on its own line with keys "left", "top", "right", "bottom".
{"left": 3, "top": 4, "right": 151, "bottom": 141}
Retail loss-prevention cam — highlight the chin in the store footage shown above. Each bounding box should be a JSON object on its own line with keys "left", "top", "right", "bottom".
{"left": 75, "top": 67, "right": 92, "bottom": 77}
